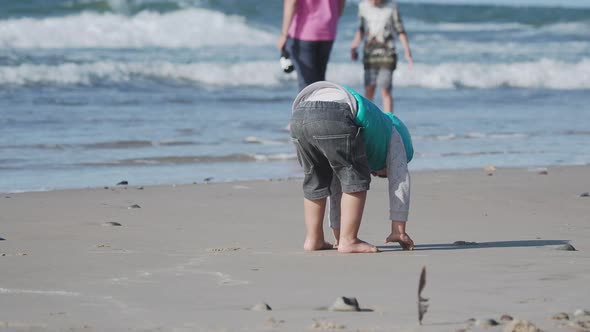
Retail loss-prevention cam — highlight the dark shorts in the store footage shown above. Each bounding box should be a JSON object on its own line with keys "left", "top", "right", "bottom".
{"left": 290, "top": 101, "right": 371, "bottom": 200}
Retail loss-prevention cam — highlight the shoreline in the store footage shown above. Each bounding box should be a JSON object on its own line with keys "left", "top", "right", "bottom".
{"left": 1, "top": 165, "right": 589, "bottom": 331}
{"left": 2, "top": 163, "right": 587, "bottom": 195}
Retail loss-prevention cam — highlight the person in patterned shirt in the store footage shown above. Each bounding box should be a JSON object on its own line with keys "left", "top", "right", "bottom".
{"left": 351, "top": 0, "right": 413, "bottom": 113}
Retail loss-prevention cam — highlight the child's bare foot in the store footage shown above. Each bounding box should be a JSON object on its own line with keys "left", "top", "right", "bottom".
{"left": 337, "top": 239, "right": 379, "bottom": 253}
{"left": 385, "top": 233, "right": 415, "bottom": 250}
{"left": 304, "top": 239, "right": 334, "bottom": 251}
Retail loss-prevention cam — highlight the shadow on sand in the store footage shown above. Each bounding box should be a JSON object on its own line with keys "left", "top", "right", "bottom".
{"left": 377, "top": 239, "right": 571, "bottom": 252}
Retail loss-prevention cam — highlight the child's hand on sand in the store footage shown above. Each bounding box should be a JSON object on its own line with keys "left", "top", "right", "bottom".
{"left": 386, "top": 232, "right": 415, "bottom": 250}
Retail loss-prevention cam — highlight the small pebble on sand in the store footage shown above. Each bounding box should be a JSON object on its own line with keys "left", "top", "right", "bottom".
{"left": 551, "top": 312, "right": 569, "bottom": 320}
{"left": 250, "top": 302, "right": 271, "bottom": 311}
{"left": 580, "top": 192, "right": 589, "bottom": 197}
{"left": 102, "top": 221, "right": 122, "bottom": 227}
{"left": 476, "top": 318, "right": 499, "bottom": 328}
{"left": 329, "top": 296, "right": 360, "bottom": 312}
{"left": 500, "top": 314, "right": 514, "bottom": 322}
{"left": 128, "top": 204, "right": 141, "bottom": 209}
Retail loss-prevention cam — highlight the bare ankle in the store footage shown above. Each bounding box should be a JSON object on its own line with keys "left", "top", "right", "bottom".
{"left": 337, "top": 238, "right": 378, "bottom": 253}
{"left": 304, "top": 239, "right": 333, "bottom": 251}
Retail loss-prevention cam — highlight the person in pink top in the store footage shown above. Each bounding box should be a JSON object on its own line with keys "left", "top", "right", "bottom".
{"left": 277, "top": 0, "right": 346, "bottom": 91}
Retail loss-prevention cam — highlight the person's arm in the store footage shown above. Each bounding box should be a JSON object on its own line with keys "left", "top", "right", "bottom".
{"left": 338, "top": 0, "right": 346, "bottom": 16}
{"left": 276, "top": 0, "right": 297, "bottom": 51}
{"left": 350, "top": 29, "right": 363, "bottom": 61}
{"left": 350, "top": 12, "right": 365, "bottom": 61}
{"left": 384, "top": 129, "right": 414, "bottom": 250}
{"left": 392, "top": 4, "right": 413, "bottom": 69}
{"left": 398, "top": 32, "right": 413, "bottom": 69}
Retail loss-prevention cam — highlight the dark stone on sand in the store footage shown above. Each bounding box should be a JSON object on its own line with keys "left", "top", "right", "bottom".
{"left": 250, "top": 302, "right": 272, "bottom": 311}
{"left": 551, "top": 312, "right": 569, "bottom": 320}
{"left": 580, "top": 192, "right": 589, "bottom": 197}
{"left": 204, "top": 177, "right": 213, "bottom": 182}
{"left": 500, "top": 314, "right": 514, "bottom": 322}
{"left": 116, "top": 181, "right": 128, "bottom": 186}
{"left": 453, "top": 241, "right": 477, "bottom": 246}
{"left": 475, "top": 319, "right": 499, "bottom": 328}
{"left": 0, "top": 237, "right": 5, "bottom": 241}
{"left": 128, "top": 204, "right": 141, "bottom": 209}
{"left": 329, "top": 296, "right": 360, "bottom": 312}
{"left": 556, "top": 243, "right": 576, "bottom": 251}
{"left": 102, "top": 221, "right": 122, "bottom": 227}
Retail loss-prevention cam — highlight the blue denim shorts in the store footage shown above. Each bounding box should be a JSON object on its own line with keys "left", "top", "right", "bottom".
{"left": 290, "top": 101, "right": 371, "bottom": 200}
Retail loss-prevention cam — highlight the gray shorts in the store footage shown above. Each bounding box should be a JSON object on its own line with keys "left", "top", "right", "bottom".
{"left": 364, "top": 67, "right": 394, "bottom": 91}
{"left": 290, "top": 101, "right": 371, "bottom": 200}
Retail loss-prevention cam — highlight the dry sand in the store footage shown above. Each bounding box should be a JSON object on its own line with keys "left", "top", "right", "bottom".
{"left": 1, "top": 166, "right": 589, "bottom": 332}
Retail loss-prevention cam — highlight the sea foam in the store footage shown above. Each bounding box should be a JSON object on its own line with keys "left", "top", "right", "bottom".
{"left": 2, "top": 59, "right": 589, "bottom": 90}
{"left": 0, "top": 8, "right": 274, "bottom": 49}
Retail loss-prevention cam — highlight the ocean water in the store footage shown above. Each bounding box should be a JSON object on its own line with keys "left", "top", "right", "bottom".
{"left": 1, "top": 0, "right": 589, "bottom": 192}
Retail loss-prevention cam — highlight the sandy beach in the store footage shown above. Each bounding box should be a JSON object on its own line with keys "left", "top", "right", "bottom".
{"left": 1, "top": 165, "right": 589, "bottom": 332}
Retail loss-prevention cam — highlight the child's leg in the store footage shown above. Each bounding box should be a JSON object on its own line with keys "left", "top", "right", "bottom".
{"left": 384, "top": 128, "right": 414, "bottom": 250}
{"left": 378, "top": 68, "right": 394, "bottom": 113}
{"left": 338, "top": 190, "right": 378, "bottom": 253}
{"left": 328, "top": 176, "right": 342, "bottom": 245}
{"left": 303, "top": 197, "right": 333, "bottom": 251}
{"left": 329, "top": 180, "right": 377, "bottom": 253}
{"left": 365, "top": 84, "right": 376, "bottom": 101}
{"left": 381, "top": 88, "right": 393, "bottom": 114}
{"left": 364, "top": 67, "right": 378, "bottom": 101}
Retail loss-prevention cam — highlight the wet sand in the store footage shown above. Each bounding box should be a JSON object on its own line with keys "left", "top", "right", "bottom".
{"left": 1, "top": 166, "right": 589, "bottom": 331}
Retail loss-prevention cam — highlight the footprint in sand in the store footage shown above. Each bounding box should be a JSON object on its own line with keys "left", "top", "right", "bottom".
{"left": 310, "top": 319, "right": 345, "bottom": 330}
{"left": 206, "top": 247, "right": 241, "bottom": 253}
